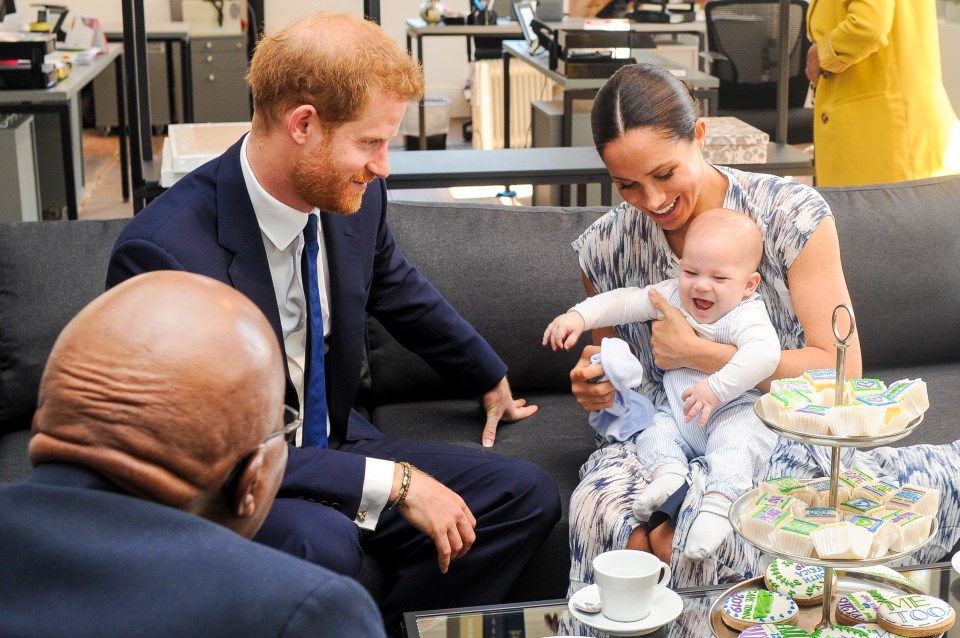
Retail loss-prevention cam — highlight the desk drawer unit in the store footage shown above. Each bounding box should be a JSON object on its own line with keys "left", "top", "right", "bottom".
{"left": 190, "top": 35, "right": 250, "bottom": 123}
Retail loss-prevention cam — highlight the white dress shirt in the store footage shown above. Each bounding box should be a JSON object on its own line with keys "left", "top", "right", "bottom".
{"left": 239, "top": 136, "right": 393, "bottom": 530}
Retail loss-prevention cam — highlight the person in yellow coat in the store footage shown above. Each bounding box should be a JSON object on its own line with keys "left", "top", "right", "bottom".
{"left": 806, "top": 0, "right": 960, "bottom": 186}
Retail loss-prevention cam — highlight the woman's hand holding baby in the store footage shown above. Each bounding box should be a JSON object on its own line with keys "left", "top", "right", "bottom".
{"left": 681, "top": 379, "right": 721, "bottom": 426}
{"left": 542, "top": 311, "right": 587, "bottom": 351}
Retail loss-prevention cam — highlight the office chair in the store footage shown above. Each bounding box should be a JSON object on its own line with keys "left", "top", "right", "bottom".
{"left": 702, "top": 0, "right": 813, "bottom": 144}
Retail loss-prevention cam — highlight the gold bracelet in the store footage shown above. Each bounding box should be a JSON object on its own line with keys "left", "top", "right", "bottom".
{"left": 389, "top": 461, "right": 413, "bottom": 509}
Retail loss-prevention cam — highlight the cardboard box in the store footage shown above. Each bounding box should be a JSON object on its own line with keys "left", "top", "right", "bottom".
{"left": 702, "top": 116, "right": 769, "bottom": 164}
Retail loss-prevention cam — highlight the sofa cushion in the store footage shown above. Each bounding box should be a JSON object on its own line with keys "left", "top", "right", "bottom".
{"left": 0, "top": 219, "right": 129, "bottom": 428}
{"left": 860, "top": 361, "right": 960, "bottom": 448}
{"left": 366, "top": 202, "right": 606, "bottom": 405}
{"left": 819, "top": 175, "right": 960, "bottom": 369}
{"left": 372, "top": 390, "right": 597, "bottom": 601}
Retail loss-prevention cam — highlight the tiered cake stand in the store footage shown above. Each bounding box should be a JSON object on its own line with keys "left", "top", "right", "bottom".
{"left": 711, "top": 305, "right": 937, "bottom": 636}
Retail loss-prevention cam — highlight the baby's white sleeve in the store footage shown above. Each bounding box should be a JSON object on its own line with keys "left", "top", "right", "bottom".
{"left": 571, "top": 283, "right": 663, "bottom": 329}
{"left": 706, "top": 300, "right": 782, "bottom": 403}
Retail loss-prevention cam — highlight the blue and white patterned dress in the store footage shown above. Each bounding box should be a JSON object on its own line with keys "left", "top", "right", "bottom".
{"left": 566, "top": 167, "right": 960, "bottom": 597}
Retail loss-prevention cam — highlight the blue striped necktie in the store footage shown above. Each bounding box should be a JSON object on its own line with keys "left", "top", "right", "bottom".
{"left": 301, "top": 214, "right": 328, "bottom": 448}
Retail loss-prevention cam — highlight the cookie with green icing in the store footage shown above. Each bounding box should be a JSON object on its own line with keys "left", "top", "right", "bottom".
{"left": 812, "top": 625, "right": 871, "bottom": 637}
{"left": 720, "top": 588, "right": 799, "bottom": 630}
{"left": 764, "top": 559, "right": 829, "bottom": 606}
{"left": 877, "top": 594, "right": 956, "bottom": 637}
{"left": 740, "top": 623, "right": 813, "bottom": 637}
{"left": 835, "top": 589, "right": 898, "bottom": 625}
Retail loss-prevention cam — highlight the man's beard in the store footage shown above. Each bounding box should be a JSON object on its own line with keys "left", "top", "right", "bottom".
{"left": 292, "top": 145, "right": 375, "bottom": 214}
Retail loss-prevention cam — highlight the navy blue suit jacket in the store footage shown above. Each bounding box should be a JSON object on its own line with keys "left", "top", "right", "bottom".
{"left": 106, "top": 137, "right": 507, "bottom": 519}
{"left": 0, "top": 464, "right": 386, "bottom": 638}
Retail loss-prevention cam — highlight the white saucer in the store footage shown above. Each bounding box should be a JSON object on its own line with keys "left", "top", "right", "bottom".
{"left": 568, "top": 584, "right": 684, "bottom": 637}
{"left": 952, "top": 551, "right": 960, "bottom": 576}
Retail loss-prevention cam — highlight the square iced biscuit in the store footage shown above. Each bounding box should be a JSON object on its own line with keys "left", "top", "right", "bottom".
{"left": 853, "top": 480, "right": 900, "bottom": 505}
{"left": 770, "top": 517, "right": 820, "bottom": 557}
{"left": 812, "top": 521, "right": 874, "bottom": 560}
{"left": 839, "top": 498, "right": 886, "bottom": 518}
{"left": 762, "top": 476, "right": 804, "bottom": 495}
{"left": 847, "top": 515, "right": 896, "bottom": 558}
{"left": 801, "top": 478, "right": 834, "bottom": 507}
{"left": 785, "top": 404, "right": 832, "bottom": 435}
{"left": 838, "top": 469, "right": 876, "bottom": 500}
{"left": 761, "top": 389, "right": 815, "bottom": 423}
{"left": 770, "top": 377, "right": 817, "bottom": 396}
{"left": 803, "top": 369, "right": 839, "bottom": 405}
{"left": 845, "top": 378, "right": 886, "bottom": 403}
{"left": 749, "top": 491, "right": 807, "bottom": 517}
{"left": 886, "top": 484, "right": 939, "bottom": 517}
{"left": 829, "top": 404, "right": 885, "bottom": 437}
{"left": 804, "top": 507, "right": 841, "bottom": 525}
{"left": 854, "top": 395, "right": 905, "bottom": 434}
{"left": 881, "top": 509, "right": 933, "bottom": 552}
{"left": 882, "top": 379, "right": 929, "bottom": 420}
{"left": 742, "top": 505, "right": 792, "bottom": 545}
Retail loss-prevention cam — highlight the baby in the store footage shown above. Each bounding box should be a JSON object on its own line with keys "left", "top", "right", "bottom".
{"left": 544, "top": 208, "right": 781, "bottom": 558}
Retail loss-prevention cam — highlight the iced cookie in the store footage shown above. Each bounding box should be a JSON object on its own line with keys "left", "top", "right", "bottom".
{"left": 812, "top": 522, "right": 874, "bottom": 560}
{"left": 742, "top": 505, "right": 792, "bottom": 544}
{"left": 786, "top": 404, "right": 833, "bottom": 435}
{"left": 721, "top": 588, "right": 799, "bottom": 630}
{"left": 812, "top": 626, "right": 871, "bottom": 638}
{"left": 844, "top": 565, "right": 916, "bottom": 588}
{"left": 750, "top": 491, "right": 807, "bottom": 517}
{"left": 851, "top": 623, "right": 907, "bottom": 638}
{"left": 769, "top": 518, "right": 820, "bottom": 558}
{"left": 835, "top": 589, "right": 898, "bottom": 626}
{"left": 880, "top": 510, "right": 932, "bottom": 553}
{"left": 764, "top": 559, "right": 829, "bottom": 606}
{"left": 877, "top": 594, "right": 956, "bottom": 637}
{"left": 812, "top": 625, "right": 871, "bottom": 637}
{"left": 740, "top": 623, "right": 812, "bottom": 637}
{"left": 886, "top": 485, "right": 939, "bottom": 518}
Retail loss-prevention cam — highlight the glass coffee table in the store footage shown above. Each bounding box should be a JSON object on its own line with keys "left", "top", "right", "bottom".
{"left": 404, "top": 562, "right": 960, "bottom": 637}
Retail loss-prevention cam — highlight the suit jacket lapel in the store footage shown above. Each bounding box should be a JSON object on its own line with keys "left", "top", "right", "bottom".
{"left": 214, "top": 137, "right": 285, "bottom": 346}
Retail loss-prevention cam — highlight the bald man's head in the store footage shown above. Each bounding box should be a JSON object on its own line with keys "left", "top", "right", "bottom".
{"left": 29, "top": 272, "right": 286, "bottom": 534}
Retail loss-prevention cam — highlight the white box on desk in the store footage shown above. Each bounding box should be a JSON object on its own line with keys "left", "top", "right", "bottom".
{"left": 167, "top": 122, "right": 251, "bottom": 173}
{"left": 702, "top": 116, "right": 769, "bottom": 164}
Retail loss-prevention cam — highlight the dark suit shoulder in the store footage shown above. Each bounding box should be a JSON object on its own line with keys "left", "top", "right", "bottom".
{"left": 0, "top": 469, "right": 384, "bottom": 637}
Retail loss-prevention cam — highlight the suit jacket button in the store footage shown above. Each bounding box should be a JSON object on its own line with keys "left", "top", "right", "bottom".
{"left": 821, "top": 113, "right": 829, "bottom": 124}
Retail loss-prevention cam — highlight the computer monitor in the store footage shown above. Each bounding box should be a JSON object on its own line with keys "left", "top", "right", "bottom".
{"left": 513, "top": 1, "right": 538, "bottom": 48}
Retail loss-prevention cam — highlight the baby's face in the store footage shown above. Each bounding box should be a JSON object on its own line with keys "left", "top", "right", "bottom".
{"left": 678, "top": 234, "right": 760, "bottom": 324}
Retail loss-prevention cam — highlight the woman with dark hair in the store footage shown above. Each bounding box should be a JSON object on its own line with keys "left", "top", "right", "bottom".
{"left": 565, "top": 63, "right": 960, "bottom": 595}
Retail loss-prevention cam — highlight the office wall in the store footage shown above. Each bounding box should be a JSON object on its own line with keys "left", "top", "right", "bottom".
{"left": 48, "top": 0, "right": 472, "bottom": 117}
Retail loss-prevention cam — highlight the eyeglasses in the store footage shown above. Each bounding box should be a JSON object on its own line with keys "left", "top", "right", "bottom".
{"left": 264, "top": 405, "right": 303, "bottom": 443}
{"left": 222, "top": 405, "right": 301, "bottom": 496}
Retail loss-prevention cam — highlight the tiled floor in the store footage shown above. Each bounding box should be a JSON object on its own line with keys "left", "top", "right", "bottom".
{"left": 76, "top": 117, "right": 533, "bottom": 221}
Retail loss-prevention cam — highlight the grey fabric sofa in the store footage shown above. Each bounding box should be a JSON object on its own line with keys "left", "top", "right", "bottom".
{"left": 2, "top": 174, "right": 959, "bottom": 607}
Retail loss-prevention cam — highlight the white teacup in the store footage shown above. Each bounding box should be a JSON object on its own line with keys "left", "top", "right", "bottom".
{"left": 592, "top": 550, "right": 671, "bottom": 623}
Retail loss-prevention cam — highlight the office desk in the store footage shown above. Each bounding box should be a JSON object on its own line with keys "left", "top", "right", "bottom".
{"left": 384, "top": 143, "right": 811, "bottom": 208}
{"left": 502, "top": 40, "right": 718, "bottom": 148}
{"left": 406, "top": 18, "right": 523, "bottom": 150}
{"left": 105, "top": 22, "right": 194, "bottom": 124}
{"left": 406, "top": 18, "right": 708, "bottom": 149}
{"left": 0, "top": 46, "right": 126, "bottom": 219}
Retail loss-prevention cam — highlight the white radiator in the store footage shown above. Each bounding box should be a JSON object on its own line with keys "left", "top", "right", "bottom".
{"left": 470, "top": 60, "right": 558, "bottom": 149}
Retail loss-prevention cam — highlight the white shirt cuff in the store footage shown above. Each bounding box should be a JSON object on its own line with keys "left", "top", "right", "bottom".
{"left": 355, "top": 457, "right": 394, "bottom": 530}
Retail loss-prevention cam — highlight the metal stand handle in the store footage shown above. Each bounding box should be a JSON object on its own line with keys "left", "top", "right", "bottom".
{"left": 818, "top": 303, "right": 856, "bottom": 630}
